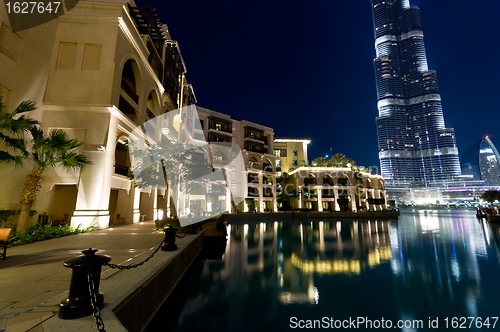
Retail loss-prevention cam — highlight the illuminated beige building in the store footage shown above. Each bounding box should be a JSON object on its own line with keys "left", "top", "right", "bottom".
{"left": 195, "top": 107, "right": 277, "bottom": 213}
{"left": 288, "top": 167, "right": 387, "bottom": 212}
{"left": 0, "top": 0, "right": 197, "bottom": 228}
{"left": 273, "top": 138, "right": 311, "bottom": 176}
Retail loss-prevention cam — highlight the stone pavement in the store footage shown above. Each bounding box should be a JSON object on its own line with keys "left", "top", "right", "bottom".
{"left": 0, "top": 221, "right": 166, "bottom": 332}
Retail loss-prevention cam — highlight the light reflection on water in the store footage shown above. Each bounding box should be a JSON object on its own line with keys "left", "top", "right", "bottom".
{"left": 150, "top": 209, "right": 500, "bottom": 331}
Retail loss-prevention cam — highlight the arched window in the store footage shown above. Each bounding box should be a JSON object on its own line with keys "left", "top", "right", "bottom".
{"left": 263, "top": 159, "right": 273, "bottom": 172}
{"left": 213, "top": 151, "right": 226, "bottom": 164}
{"left": 119, "top": 59, "right": 141, "bottom": 122}
{"left": 337, "top": 175, "right": 350, "bottom": 186}
{"left": 304, "top": 173, "right": 316, "bottom": 185}
{"left": 322, "top": 174, "right": 333, "bottom": 186}
{"left": 114, "top": 138, "right": 130, "bottom": 176}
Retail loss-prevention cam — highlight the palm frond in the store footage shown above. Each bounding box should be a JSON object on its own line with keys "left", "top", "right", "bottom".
{"left": 0, "top": 150, "right": 26, "bottom": 167}
{"left": 6, "top": 114, "right": 39, "bottom": 134}
{"left": 58, "top": 151, "right": 92, "bottom": 170}
{"left": 0, "top": 132, "right": 27, "bottom": 151}
{"left": 13, "top": 101, "right": 36, "bottom": 115}
{"left": 47, "top": 129, "right": 83, "bottom": 150}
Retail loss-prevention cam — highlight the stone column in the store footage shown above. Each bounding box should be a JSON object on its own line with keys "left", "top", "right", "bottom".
{"left": 153, "top": 188, "right": 158, "bottom": 220}
{"left": 226, "top": 182, "right": 232, "bottom": 212}
{"left": 133, "top": 188, "right": 141, "bottom": 222}
{"left": 317, "top": 186, "right": 323, "bottom": 212}
{"left": 258, "top": 172, "right": 263, "bottom": 212}
{"left": 350, "top": 187, "right": 357, "bottom": 212}
{"left": 71, "top": 112, "right": 116, "bottom": 229}
{"left": 334, "top": 186, "right": 340, "bottom": 211}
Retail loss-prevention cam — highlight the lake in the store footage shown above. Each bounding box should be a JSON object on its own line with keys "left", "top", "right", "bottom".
{"left": 147, "top": 209, "right": 500, "bottom": 331}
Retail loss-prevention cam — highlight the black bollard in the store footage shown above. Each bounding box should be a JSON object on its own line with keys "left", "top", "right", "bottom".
{"left": 59, "top": 248, "right": 111, "bottom": 319}
{"left": 186, "top": 223, "right": 197, "bottom": 234}
{"left": 162, "top": 226, "right": 178, "bottom": 251}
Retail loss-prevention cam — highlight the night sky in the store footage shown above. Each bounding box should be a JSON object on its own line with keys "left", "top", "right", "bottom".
{"left": 137, "top": 0, "right": 500, "bottom": 172}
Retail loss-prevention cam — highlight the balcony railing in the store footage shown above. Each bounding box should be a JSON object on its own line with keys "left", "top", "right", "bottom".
{"left": 121, "top": 80, "right": 139, "bottom": 104}
{"left": 245, "top": 143, "right": 265, "bottom": 154}
{"left": 208, "top": 133, "right": 231, "bottom": 143}
{"left": 208, "top": 117, "right": 232, "bottom": 133}
{"left": 147, "top": 108, "right": 155, "bottom": 119}
{"left": 114, "top": 165, "right": 129, "bottom": 176}
{"left": 244, "top": 127, "right": 264, "bottom": 141}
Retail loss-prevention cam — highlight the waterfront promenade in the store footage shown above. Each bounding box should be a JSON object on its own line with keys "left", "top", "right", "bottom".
{"left": 0, "top": 221, "right": 203, "bottom": 332}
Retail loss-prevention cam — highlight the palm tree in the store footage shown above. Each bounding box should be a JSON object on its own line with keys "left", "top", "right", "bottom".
{"left": 0, "top": 99, "right": 91, "bottom": 233}
{"left": 328, "top": 153, "right": 347, "bottom": 167}
{"left": 0, "top": 96, "right": 37, "bottom": 165}
{"left": 311, "top": 157, "right": 327, "bottom": 166}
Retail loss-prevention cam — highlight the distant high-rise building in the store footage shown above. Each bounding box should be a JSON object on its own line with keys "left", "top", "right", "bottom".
{"left": 461, "top": 136, "right": 500, "bottom": 187}
{"left": 370, "top": 0, "right": 461, "bottom": 188}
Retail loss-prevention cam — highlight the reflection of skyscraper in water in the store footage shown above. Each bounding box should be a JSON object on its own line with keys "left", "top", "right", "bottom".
{"left": 389, "top": 211, "right": 491, "bottom": 320}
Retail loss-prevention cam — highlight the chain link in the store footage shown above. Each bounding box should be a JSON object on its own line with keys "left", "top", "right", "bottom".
{"left": 87, "top": 269, "right": 106, "bottom": 332}
{"left": 103, "top": 239, "right": 164, "bottom": 270}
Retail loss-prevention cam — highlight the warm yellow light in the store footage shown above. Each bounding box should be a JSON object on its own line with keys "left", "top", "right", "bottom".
{"left": 173, "top": 114, "right": 181, "bottom": 132}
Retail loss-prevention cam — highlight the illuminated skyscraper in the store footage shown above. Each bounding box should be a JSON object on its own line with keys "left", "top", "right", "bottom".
{"left": 461, "top": 136, "right": 500, "bottom": 187}
{"left": 371, "top": 0, "right": 461, "bottom": 188}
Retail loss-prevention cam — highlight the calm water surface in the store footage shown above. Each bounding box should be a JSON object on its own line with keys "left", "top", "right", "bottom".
{"left": 147, "top": 209, "right": 500, "bottom": 331}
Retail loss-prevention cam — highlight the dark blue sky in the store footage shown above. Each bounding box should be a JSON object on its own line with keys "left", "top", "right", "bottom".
{"left": 139, "top": 0, "right": 500, "bottom": 172}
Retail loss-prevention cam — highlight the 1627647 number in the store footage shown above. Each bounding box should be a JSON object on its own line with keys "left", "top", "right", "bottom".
{"left": 5, "top": 2, "right": 61, "bottom": 14}
{"left": 443, "top": 317, "right": 498, "bottom": 329}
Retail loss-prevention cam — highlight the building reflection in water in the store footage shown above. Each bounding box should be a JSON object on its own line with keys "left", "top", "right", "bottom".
{"left": 174, "top": 218, "right": 394, "bottom": 330}
{"left": 171, "top": 210, "right": 500, "bottom": 331}
{"left": 390, "top": 209, "right": 500, "bottom": 323}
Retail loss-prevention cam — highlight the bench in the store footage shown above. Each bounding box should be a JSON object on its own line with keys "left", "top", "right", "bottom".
{"left": 0, "top": 228, "right": 12, "bottom": 260}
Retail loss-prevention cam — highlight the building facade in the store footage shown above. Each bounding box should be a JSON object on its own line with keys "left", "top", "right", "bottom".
{"left": 273, "top": 138, "right": 311, "bottom": 177}
{"left": 191, "top": 107, "right": 278, "bottom": 213}
{"left": 461, "top": 136, "right": 500, "bottom": 187}
{"left": 371, "top": 0, "right": 461, "bottom": 188}
{"left": 287, "top": 167, "right": 387, "bottom": 212}
{"left": 0, "top": 0, "right": 201, "bottom": 228}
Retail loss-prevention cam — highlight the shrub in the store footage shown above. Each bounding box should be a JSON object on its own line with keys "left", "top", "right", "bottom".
{"left": 8, "top": 222, "right": 97, "bottom": 245}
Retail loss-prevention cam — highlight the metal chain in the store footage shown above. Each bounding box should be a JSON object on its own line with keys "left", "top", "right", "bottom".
{"left": 87, "top": 269, "right": 106, "bottom": 332}
{"left": 103, "top": 239, "right": 164, "bottom": 270}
